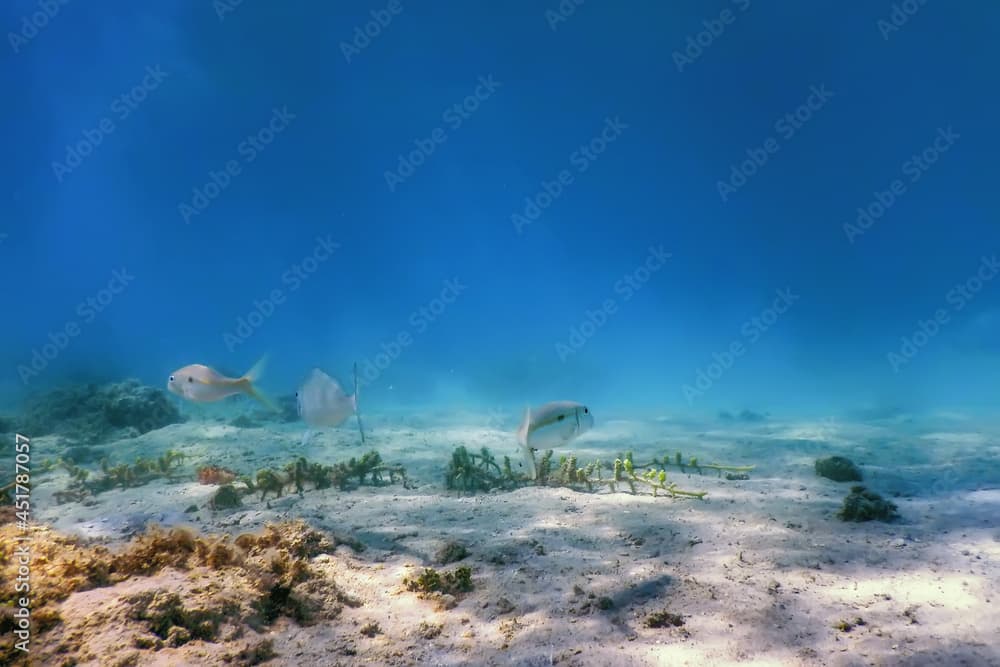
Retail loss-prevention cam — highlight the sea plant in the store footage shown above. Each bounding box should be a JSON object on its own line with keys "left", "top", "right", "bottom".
{"left": 403, "top": 566, "right": 474, "bottom": 595}
{"left": 444, "top": 445, "right": 519, "bottom": 493}
{"left": 250, "top": 452, "right": 409, "bottom": 501}
{"left": 53, "top": 449, "right": 189, "bottom": 503}
{"left": 449, "top": 445, "right": 755, "bottom": 499}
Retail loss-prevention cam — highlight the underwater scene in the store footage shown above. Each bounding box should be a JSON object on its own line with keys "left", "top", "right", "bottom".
{"left": 2, "top": 2, "right": 1000, "bottom": 666}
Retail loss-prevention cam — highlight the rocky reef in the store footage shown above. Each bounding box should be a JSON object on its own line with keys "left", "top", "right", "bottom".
{"left": 14, "top": 380, "right": 183, "bottom": 444}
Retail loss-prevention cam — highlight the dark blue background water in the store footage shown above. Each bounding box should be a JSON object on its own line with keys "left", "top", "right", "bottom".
{"left": 3, "top": 1, "right": 999, "bottom": 417}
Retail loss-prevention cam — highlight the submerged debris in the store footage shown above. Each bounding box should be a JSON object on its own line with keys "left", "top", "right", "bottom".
{"left": 815, "top": 455, "right": 863, "bottom": 482}
{"left": 837, "top": 486, "right": 898, "bottom": 522}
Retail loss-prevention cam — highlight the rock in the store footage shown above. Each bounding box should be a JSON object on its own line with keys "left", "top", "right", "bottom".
{"left": 837, "top": 486, "right": 898, "bottom": 522}
{"left": 434, "top": 540, "right": 469, "bottom": 565}
{"left": 815, "top": 455, "right": 863, "bottom": 482}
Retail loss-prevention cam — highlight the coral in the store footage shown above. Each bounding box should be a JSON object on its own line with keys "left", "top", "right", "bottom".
{"left": 815, "top": 455, "right": 863, "bottom": 482}
{"left": 211, "top": 484, "right": 242, "bottom": 510}
{"left": 198, "top": 465, "right": 238, "bottom": 485}
{"left": 14, "top": 379, "right": 182, "bottom": 444}
{"left": 837, "top": 486, "right": 898, "bottom": 522}
{"left": 403, "top": 566, "right": 474, "bottom": 596}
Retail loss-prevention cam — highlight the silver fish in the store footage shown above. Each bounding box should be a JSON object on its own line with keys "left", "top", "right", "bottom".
{"left": 296, "top": 365, "right": 365, "bottom": 442}
{"left": 516, "top": 401, "right": 594, "bottom": 479}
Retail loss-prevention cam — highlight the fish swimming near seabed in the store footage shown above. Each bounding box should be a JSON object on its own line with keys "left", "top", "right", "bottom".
{"left": 167, "top": 356, "right": 278, "bottom": 411}
{"left": 517, "top": 401, "right": 594, "bottom": 479}
{"left": 296, "top": 364, "right": 365, "bottom": 445}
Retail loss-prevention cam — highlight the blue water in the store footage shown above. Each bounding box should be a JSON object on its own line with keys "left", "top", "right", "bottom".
{"left": 3, "top": 1, "right": 1000, "bottom": 419}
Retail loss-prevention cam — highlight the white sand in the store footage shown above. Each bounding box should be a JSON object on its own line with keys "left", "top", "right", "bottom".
{"left": 25, "top": 412, "right": 1000, "bottom": 666}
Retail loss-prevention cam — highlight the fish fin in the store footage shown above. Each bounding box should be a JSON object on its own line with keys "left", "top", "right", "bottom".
{"left": 517, "top": 407, "right": 536, "bottom": 480}
{"left": 240, "top": 356, "right": 279, "bottom": 412}
{"left": 353, "top": 362, "right": 365, "bottom": 444}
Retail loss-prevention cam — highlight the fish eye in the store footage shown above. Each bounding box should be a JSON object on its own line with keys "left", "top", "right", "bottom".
{"left": 557, "top": 414, "right": 565, "bottom": 421}
{"left": 168, "top": 375, "right": 174, "bottom": 382}
{"left": 584, "top": 408, "right": 589, "bottom": 414}
{"left": 188, "top": 377, "right": 194, "bottom": 383}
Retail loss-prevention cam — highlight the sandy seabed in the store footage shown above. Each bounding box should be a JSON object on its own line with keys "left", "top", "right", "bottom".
{"left": 9, "top": 409, "right": 1000, "bottom": 666}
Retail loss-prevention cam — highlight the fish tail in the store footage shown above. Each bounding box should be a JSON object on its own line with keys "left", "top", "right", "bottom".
{"left": 245, "top": 383, "right": 281, "bottom": 413}
{"left": 241, "top": 355, "right": 280, "bottom": 412}
{"left": 242, "top": 355, "right": 268, "bottom": 384}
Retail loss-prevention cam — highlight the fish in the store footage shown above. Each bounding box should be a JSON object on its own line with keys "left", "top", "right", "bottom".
{"left": 167, "top": 356, "right": 277, "bottom": 411}
{"left": 516, "top": 401, "right": 594, "bottom": 479}
{"left": 296, "top": 365, "right": 365, "bottom": 443}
